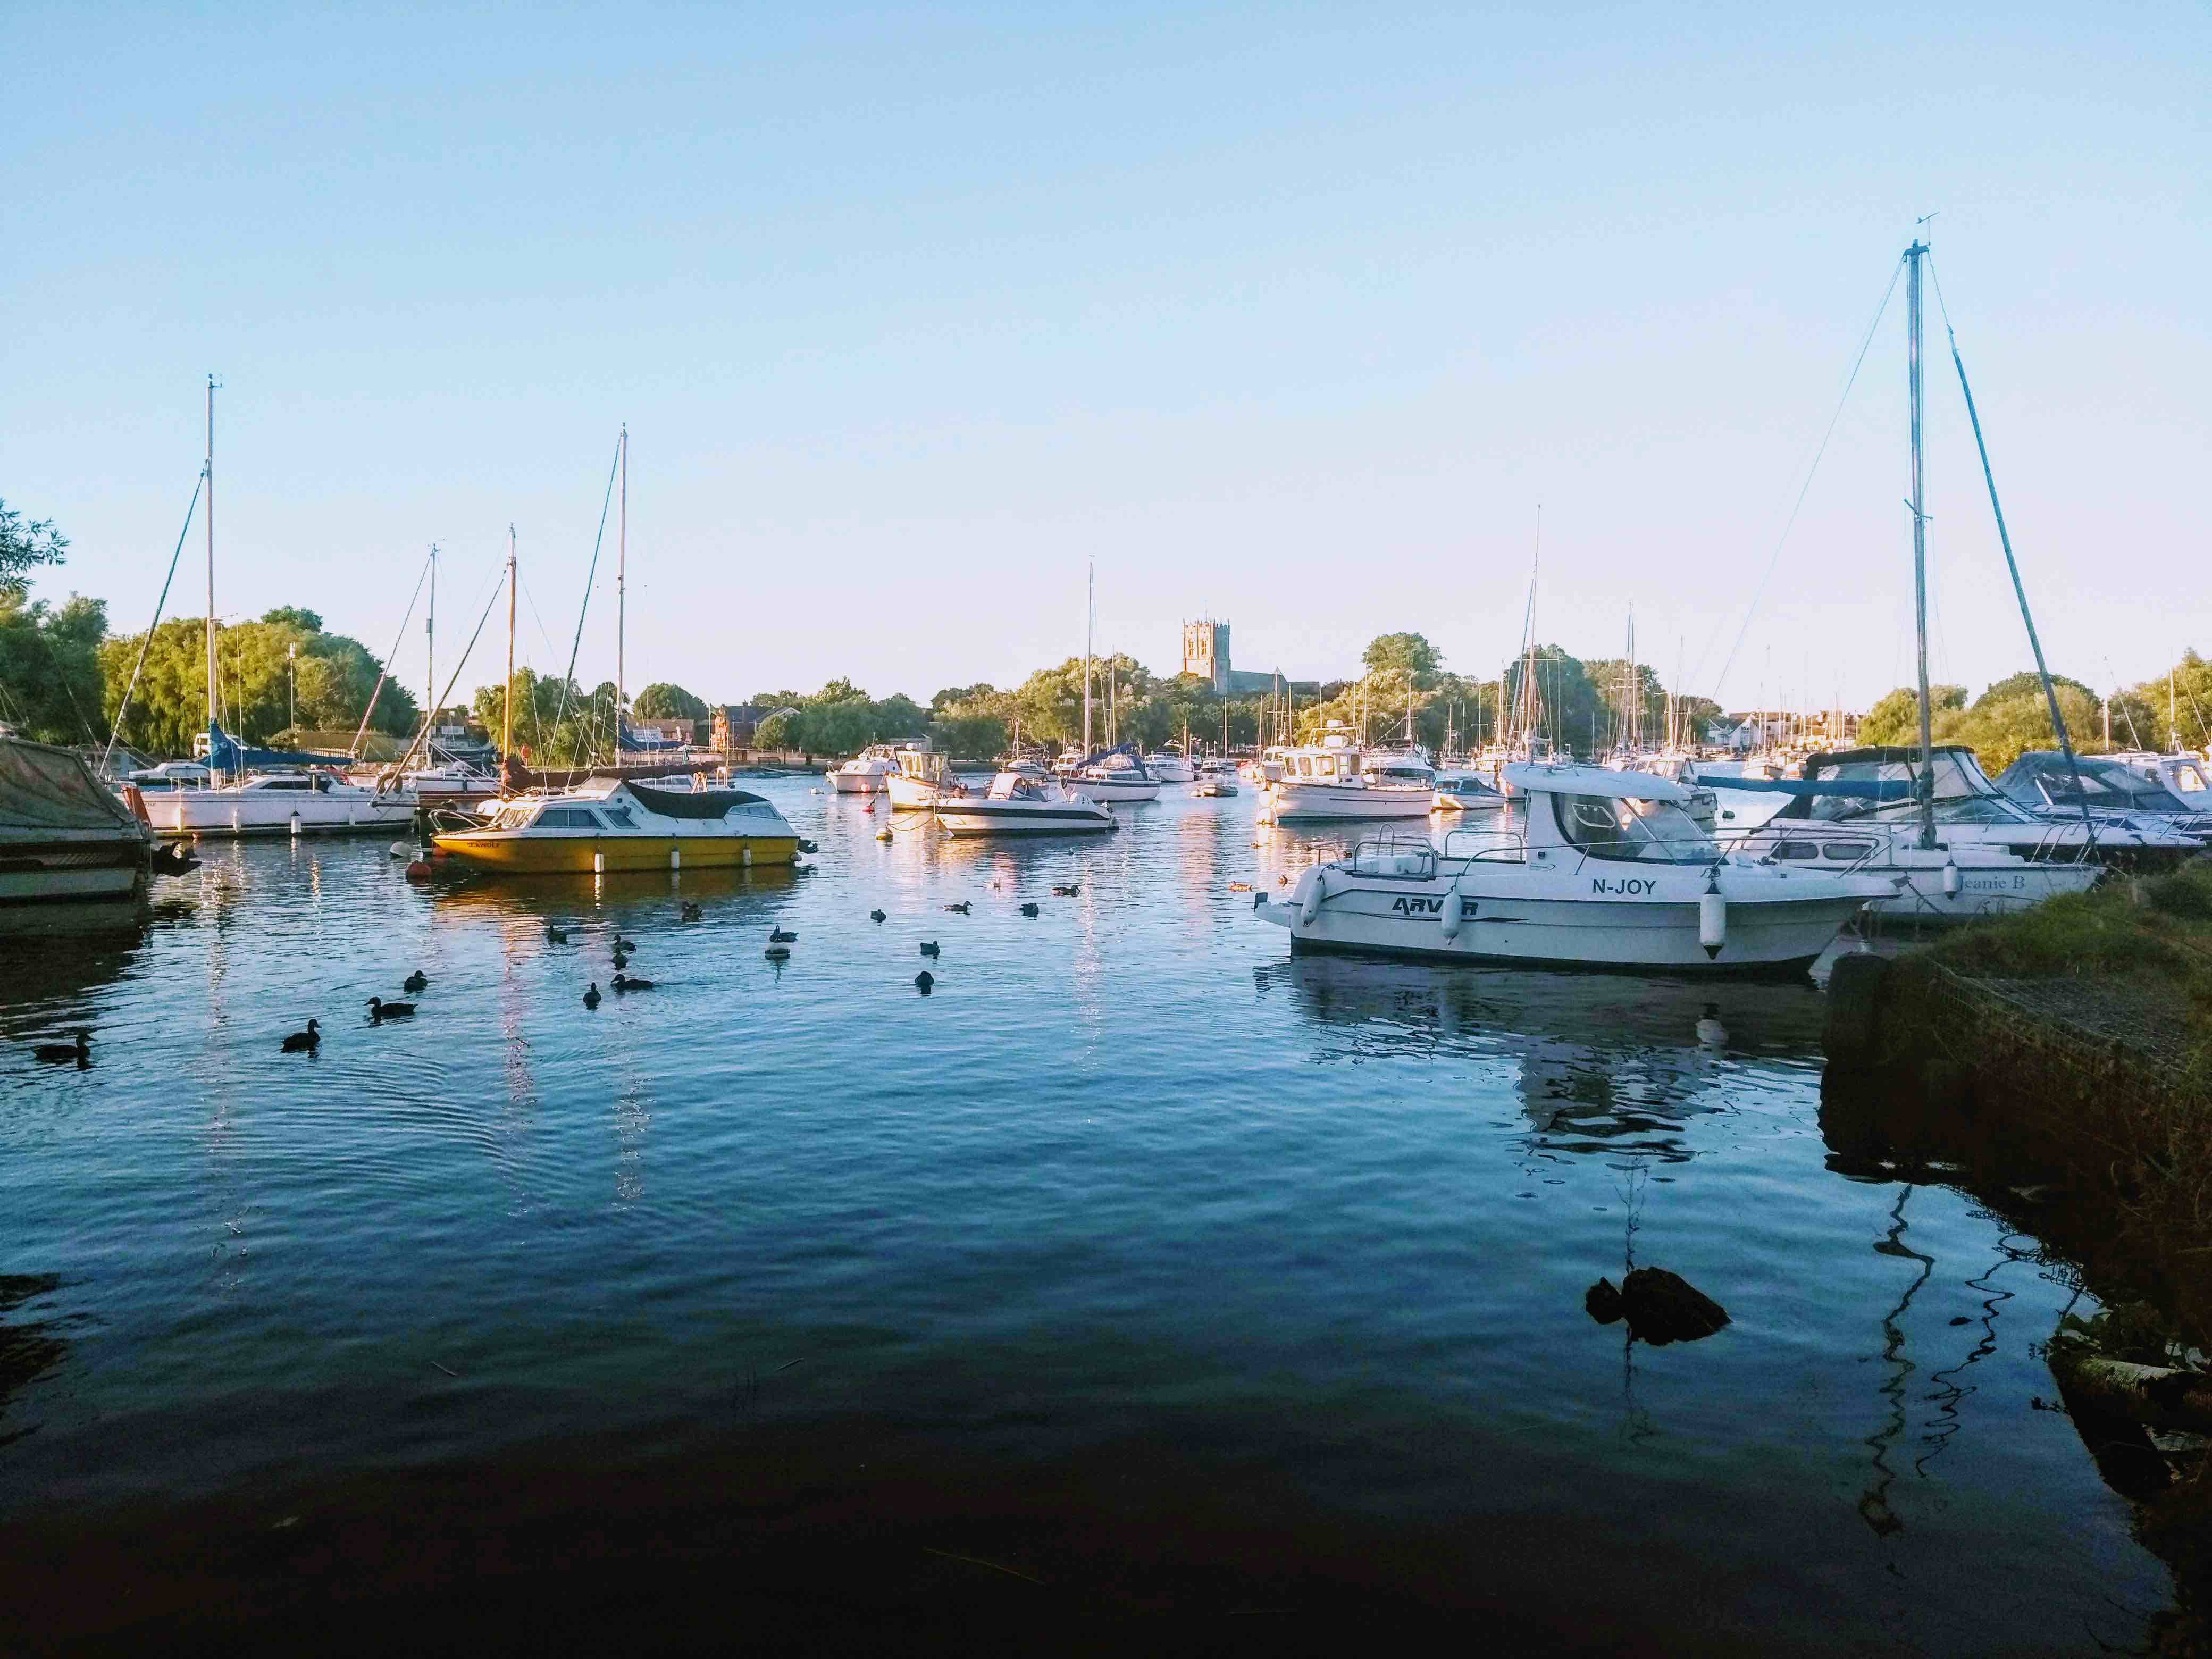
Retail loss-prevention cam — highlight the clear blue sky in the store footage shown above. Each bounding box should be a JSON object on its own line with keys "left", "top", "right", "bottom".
{"left": 6, "top": 3, "right": 2206, "bottom": 715}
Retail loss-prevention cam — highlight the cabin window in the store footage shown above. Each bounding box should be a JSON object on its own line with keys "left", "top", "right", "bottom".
{"left": 1822, "top": 843, "right": 1872, "bottom": 862}
{"left": 1551, "top": 793, "right": 1716, "bottom": 863}
{"left": 535, "top": 807, "right": 604, "bottom": 829}
{"left": 2176, "top": 765, "right": 2206, "bottom": 793}
{"left": 601, "top": 807, "right": 636, "bottom": 828}
{"left": 1775, "top": 841, "right": 1820, "bottom": 860}
{"left": 263, "top": 777, "right": 308, "bottom": 791}
{"left": 1317, "top": 758, "right": 1336, "bottom": 778}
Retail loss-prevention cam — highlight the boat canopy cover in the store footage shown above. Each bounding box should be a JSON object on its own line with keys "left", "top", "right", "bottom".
{"left": 1502, "top": 760, "right": 1689, "bottom": 804}
{"left": 1996, "top": 750, "right": 2193, "bottom": 814}
{"left": 1703, "top": 775, "right": 1916, "bottom": 801}
{"left": 623, "top": 781, "right": 768, "bottom": 818}
{"left": 1076, "top": 743, "right": 1153, "bottom": 777}
{"left": 205, "top": 720, "right": 347, "bottom": 776}
{"left": 0, "top": 735, "right": 149, "bottom": 839}
{"left": 616, "top": 719, "right": 685, "bottom": 753}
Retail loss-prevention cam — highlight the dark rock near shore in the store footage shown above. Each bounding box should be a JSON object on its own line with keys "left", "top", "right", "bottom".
{"left": 1618, "top": 1268, "right": 1730, "bottom": 1346}
{"left": 1584, "top": 1279, "right": 1624, "bottom": 1325}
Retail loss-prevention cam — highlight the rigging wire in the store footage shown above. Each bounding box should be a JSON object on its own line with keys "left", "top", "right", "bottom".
{"left": 347, "top": 547, "right": 434, "bottom": 762}
{"left": 1695, "top": 257, "right": 1906, "bottom": 703}
{"left": 549, "top": 438, "right": 624, "bottom": 760}
{"left": 102, "top": 468, "right": 206, "bottom": 768}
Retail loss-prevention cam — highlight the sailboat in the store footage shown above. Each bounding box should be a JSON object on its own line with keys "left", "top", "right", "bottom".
{"left": 428, "top": 520, "right": 800, "bottom": 872}
{"left": 1720, "top": 240, "right": 2180, "bottom": 916}
{"left": 147, "top": 380, "right": 419, "bottom": 839}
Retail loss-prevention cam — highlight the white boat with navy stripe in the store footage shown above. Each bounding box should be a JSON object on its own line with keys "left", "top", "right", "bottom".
{"left": 1256, "top": 761, "right": 1892, "bottom": 975}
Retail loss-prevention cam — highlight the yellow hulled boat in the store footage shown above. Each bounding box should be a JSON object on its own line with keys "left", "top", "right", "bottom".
{"left": 431, "top": 777, "right": 800, "bottom": 873}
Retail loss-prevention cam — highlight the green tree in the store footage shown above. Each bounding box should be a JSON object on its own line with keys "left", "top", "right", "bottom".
{"left": 0, "top": 499, "right": 69, "bottom": 602}
{"left": 0, "top": 592, "right": 107, "bottom": 743}
{"left": 103, "top": 614, "right": 420, "bottom": 756}
{"left": 1973, "top": 671, "right": 2095, "bottom": 711}
{"left": 1361, "top": 632, "right": 1443, "bottom": 684}
{"left": 1859, "top": 684, "right": 1967, "bottom": 748}
{"left": 633, "top": 682, "right": 709, "bottom": 724}
{"left": 2123, "top": 650, "right": 2212, "bottom": 753}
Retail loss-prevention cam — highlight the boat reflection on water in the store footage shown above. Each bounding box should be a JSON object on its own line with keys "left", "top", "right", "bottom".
{"left": 1256, "top": 952, "right": 1825, "bottom": 1160}
{"left": 0, "top": 1275, "right": 68, "bottom": 1452}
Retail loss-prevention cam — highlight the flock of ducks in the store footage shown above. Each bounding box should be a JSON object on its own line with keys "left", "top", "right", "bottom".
{"left": 29, "top": 839, "right": 1099, "bottom": 1064}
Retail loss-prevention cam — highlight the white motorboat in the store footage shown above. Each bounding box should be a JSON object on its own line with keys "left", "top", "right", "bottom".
{"left": 386, "top": 759, "right": 501, "bottom": 808}
{"left": 829, "top": 744, "right": 901, "bottom": 794}
{"left": 886, "top": 746, "right": 967, "bottom": 810}
{"left": 1738, "top": 745, "right": 2200, "bottom": 873}
{"left": 1724, "top": 818, "right": 2099, "bottom": 922}
{"left": 935, "top": 772, "right": 1117, "bottom": 836}
{"left": 1260, "top": 728, "right": 1433, "bottom": 823}
{"left": 147, "top": 768, "right": 418, "bottom": 838}
{"left": 1255, "top": 762, "right": 1890, "bottom": 974}
{"left": 1994, "top": 751, "right": 2212, "bottom": 844}
{"left": 1065, "top": 745, "right": 1161, "bottom": 804}
{"left": 2109, "top": 751, "right": 2212, "bottom": 812}
{"left": 1193, "top": 761, "right": 1239, "bottom": 798}
{"left": 1610, "top": 753, "right": 1717, "bottom": 828}
{"left": 1432, "top": 770, "right": 1507, "bottom": 814}
{"left": 1142, "top": 749, "right": 1195, "bottom": 783}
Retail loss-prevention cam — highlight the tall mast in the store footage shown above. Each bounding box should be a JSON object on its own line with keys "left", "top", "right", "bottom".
{"left": 205, "top": 374, "right": 217, "bottom": 738}
{"left": 502, "top": 525, "right": 517, "bottom": 766}
{"left": 426, "top": 544, "right": 437, "bottom": 738}
{"left": 1906, "top": 239, "right": 1937, "bottom": 850}
{"left": 616, "top": 424, "right": 627, "bottom": 740}
{"left": 1083, "top": 561, "right": 1093, "bottom": 755}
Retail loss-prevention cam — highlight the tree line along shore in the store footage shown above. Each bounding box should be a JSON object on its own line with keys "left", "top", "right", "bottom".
{"left": 5, "top": 496, "right": 2208, "bottom": 767}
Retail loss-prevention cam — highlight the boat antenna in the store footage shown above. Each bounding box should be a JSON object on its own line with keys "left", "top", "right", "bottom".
{"left": 1926, "top": 247, "right": 2097, "bottom": 844}
{"left": 1904, "top": 239, "right": 1939, "bottom": 851}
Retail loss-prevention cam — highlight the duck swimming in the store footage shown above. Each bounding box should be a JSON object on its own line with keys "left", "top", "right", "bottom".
{"left": 944, "top": 901, "right": 970, "bottom": 915}
{"left": 33, "top": 1029, "right": 90, "bottom": 1065}
{"left": 403, "top": 970, "right": 428, "bottom": 994}
{"left": 918, "top": 941, "right": 939, "bottom": 958}
{"left": 544, "top": 924, "right": 569, "bottom": 944}
{"left": 869, "top": 909, "right": 886, "bottom": 923}
{"left": 281, "top": 1019, "right": 321, "bottom": 1053}
{"left": 680, "top": 902, "right": 702, "bottom": 922}
{"left": 583, "top": 983, "right": 602, "bottom": 1010}
{"left": 611, "top": 973, "right": 657, "bottom": 992}
{"left": 1019, "top": 902, "right": 1040, "bottom": 917}
{"left": 366, "top": 996, "right": 416, "bottom": 1021}
{"left": 1051, "top": 884, "right": 1078, "bottom": 897}
{"left": 768, "top": 927, "right": 798, "bottom": 943}
{"left": 913, "top": 970, "right": 934, "bottom": 993}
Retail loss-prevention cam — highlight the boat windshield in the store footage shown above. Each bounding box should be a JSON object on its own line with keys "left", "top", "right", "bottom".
{"left": 1802, "top": 752, "right": 2031, "bottom": 825}
{"left": 2011, "top": 756, "right": 2192, "bottom": 814}
{"left": 1551, "top": 793, "right": 1716, "bottom": 862}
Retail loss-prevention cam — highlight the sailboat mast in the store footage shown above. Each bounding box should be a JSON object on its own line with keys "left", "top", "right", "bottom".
{"left": 1906, "top": 239, "right": 1937, "bottom": 850}
{"left": 205, "top": 374, "right": 217, "bottom": 738}
{"left": 426, "top": 544, "right": 436, "bottom": 741}
{"left": 616, "top": 424, "right": 627, "bottom": 741}
{"left": 502, "top": 525, "right": 517, "bottom": 766}
{"left": 1083, "top": 562, "right": 1093, "bottom": 755}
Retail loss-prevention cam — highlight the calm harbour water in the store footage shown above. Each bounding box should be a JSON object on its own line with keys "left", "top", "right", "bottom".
{"left": 0, "top": 778, "right": 2170, "bottom": 1651}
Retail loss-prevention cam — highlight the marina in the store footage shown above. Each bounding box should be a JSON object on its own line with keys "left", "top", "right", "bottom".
{"left": 0, "top": 776, "right": 2185, "bottom": 1654}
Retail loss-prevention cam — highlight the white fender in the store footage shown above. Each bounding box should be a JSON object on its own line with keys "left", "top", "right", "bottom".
{"left": 1698, "top": 872, "right": 1726, "bottom": 959}
{"left": 1941, "top": 857, "right": 1960, "bottom": 898}
{"left": 1439, "top": 887, "right": 1463, "bottom": 940}
{"left": 1299, "top": 869, "right": 1329, "bottom": 927}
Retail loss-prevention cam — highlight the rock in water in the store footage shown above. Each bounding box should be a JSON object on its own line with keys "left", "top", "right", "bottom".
{"left": 1619, "top": 1268, "right": 1730, "bottom": 1346}
{"left": 1585, "top": 1278, "right": 1624, "bottom": 1326}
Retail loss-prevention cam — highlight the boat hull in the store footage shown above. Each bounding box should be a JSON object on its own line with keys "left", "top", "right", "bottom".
{"left": 149, "top": 790, "right": 417, "bottom": 837}
{"left": 830, "top": 770, "right": 890, "bottom": 793}
{"left": 1260, "top": 864, "right": 1880, "bottom": 974}
{"left": 935, "top": 802, "right": 1116, "bottom": 836}
{"left": 887, "top": 775, "right": 960, "bottom": 809}
{"left": 1263, "top": 782, "right": 1434, "bottom": 823}
{"left": 1066, "top": 778, "right": 1161, "bottom": 804}
{"left": 428, "top": 832, "right": 798, "bottom": 872}
{"left": 0, "top": 848, "right": 145, "bottom": 907}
